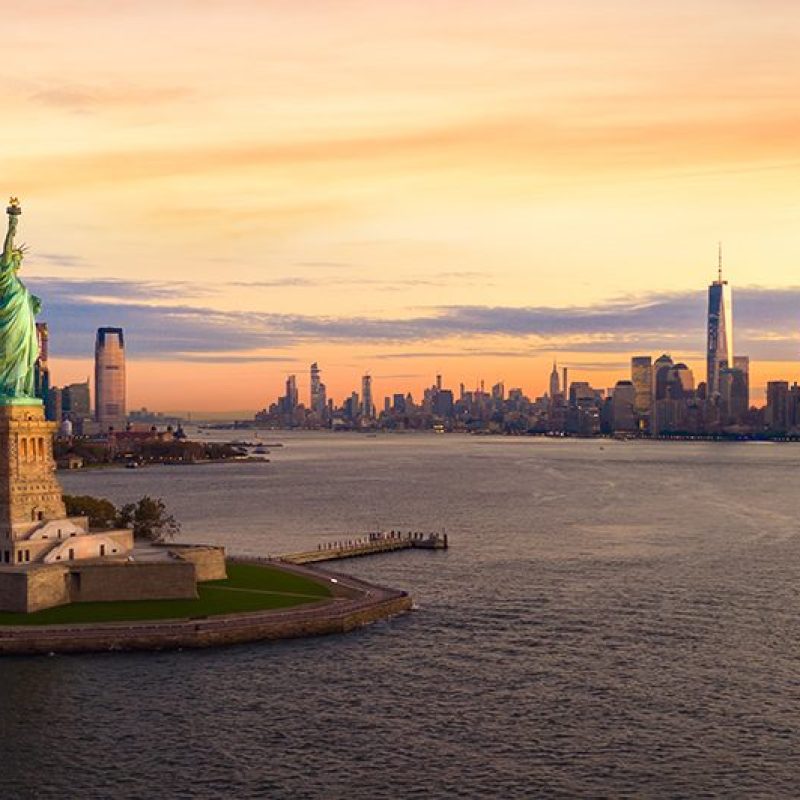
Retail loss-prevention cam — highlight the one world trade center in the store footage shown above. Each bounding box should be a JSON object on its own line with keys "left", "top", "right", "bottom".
{"left": 706, "top": 246, "right": 733, "bottom": 398}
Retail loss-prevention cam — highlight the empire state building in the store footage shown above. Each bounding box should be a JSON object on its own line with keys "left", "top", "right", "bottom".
{"left": 706, "top": 248, "right": 733, "bottom": 398}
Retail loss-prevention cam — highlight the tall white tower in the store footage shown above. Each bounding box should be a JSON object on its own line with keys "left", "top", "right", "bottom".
{"left": 706, "top": 245, "right": 733, "bottom": 397}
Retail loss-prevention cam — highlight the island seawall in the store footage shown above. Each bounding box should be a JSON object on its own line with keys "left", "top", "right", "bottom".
{"left": 0, "top": 561, "right": 413, "bottom": 655}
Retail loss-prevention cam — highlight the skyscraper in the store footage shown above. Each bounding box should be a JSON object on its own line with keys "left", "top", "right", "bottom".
{"left": 719, "top": 366, "right": 748, "bottom": 424}
{"left": 64, "top": 381, "right": 91, "bottom": 419}
{"left": 434, "top": 389, "right": 454, "bottom": 417}
{"left": 45, "top": 386, "right": 63, "bottom": 426}
{"left": 669, "top": 363, "right": 694, "bottom": 399}
{"left": 549, "top": 361, "right": 560, "bottom": 398}
{"left": 653, "top": 354, "right": 674, "bottom": 401}
{"left": 734, "top": 355, "right": 750, "bottom": 407}
{"left": 95, "top": 327, "right": 126, "bottom": 430}
{"left": 361, "top": 374, "right": 373, "bottom": 419}
{"left": 766, "top": 381, "right": 789, "bottom": 432}
{"left": 310, "top": 362, "right": 327, "bottom": 416}
{"left": 630, "top": 356, "right": 652, "bottom": 419}
{"left": 611, "top": 380, "right": 637, "bottom": 432}
{"left": 283, "top": 374, "right": 298, "bottom": 413}
{"left": 706, "top": 248, "right": 733, "bottom": 397}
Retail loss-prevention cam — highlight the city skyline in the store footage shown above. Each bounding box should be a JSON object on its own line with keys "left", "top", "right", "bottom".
{"left": 39, "top": 264, "right": 800, "bottom": 414}
{"left": 7, "top": 1, "right": 800, "bottom": 410}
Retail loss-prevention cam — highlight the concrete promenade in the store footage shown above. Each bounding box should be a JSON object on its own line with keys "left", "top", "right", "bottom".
{"left": 0, "top": 560, "right": 412, "bottom": 655}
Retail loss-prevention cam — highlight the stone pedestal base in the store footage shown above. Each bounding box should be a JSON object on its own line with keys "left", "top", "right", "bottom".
{"left": 0, "top": 401, "right": 134, "bottom": 567}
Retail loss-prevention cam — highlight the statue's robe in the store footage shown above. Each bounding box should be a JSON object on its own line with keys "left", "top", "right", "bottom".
{"left": 0, "top": 260, "right": 39, "bottom": 397}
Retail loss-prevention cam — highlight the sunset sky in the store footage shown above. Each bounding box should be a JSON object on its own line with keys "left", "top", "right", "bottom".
{"left": 5, "top": 0, "right": 800, "bottom": 411}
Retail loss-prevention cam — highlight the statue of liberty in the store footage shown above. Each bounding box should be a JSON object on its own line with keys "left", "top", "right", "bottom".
{"left": 0, "top": 198, "right": 41, "bottom": 401}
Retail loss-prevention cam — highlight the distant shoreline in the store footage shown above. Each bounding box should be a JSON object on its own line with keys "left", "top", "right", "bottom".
{"left": 193, "top": 426, "right": 800, "bottom": 444}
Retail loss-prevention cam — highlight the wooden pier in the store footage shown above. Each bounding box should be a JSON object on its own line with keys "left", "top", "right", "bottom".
{"left": 280, "top": 530, "right": 448, "bottom": 565}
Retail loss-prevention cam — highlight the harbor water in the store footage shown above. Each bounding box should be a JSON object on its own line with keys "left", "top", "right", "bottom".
{"left": 2, "top": 434, "right": 800, "bottom": 798}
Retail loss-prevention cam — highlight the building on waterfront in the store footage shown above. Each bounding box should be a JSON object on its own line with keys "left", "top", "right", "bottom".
{"left": 549, "top": 361, "right": 560, "bottom": 400}
{"left": 706, "top": 251, "right": 733, "bottom": 398}
{"left": 45, "top": 386, "right": 62, "bottom": 425}
{"left": 60, "top": 380, "right": 92, "bottom": 433}
{"left": 652, "top": 355, "right": 675, "bottom": 434}
{"left": 95, "top": 327, "right": 126, "bottom": 431}
{"left": 565, "top": 382, "right": 600, "bottom": 435}
{"left": 434, "top": 389, "right": 454, "bottom": 418}
{"left": 343, "top": 391, "right": 359, "bottom": 422}
{"left": 64, "top": 381, "right": 91, "bottom": 418}
{"left": 719, "top": 365, "right": 749, "bottom": 425}
{"left": 361, "top": 374, "right": 373, "bottom": 419}
{"left": 669, "top": 363, "right": 694, "bottom": 399}
{"left": 310, "top": 362, "right": 327, "bottom": 417}
{"left": 733, "top": 355, "right": 750, "bottom": 406}
{"left": 611, "top": 381, "right": 637, "bottom": 432}
{"left": 284, "top": 375, "right": 298, "bottom": 413}
{"left": 653, "top": 355, "right": 674, "bottom": 401}
{"left": 631, "top": 356, "right": 653, "bottom": 425}
{"left": 765, "top": 381, "right": 789, "bottom": 433}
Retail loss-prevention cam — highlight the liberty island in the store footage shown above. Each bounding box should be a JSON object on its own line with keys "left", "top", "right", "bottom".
{"left": 0, "top": 200, "right": 411, "bottom": 650}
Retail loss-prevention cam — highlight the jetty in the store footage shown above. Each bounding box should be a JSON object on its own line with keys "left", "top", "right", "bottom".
{"left": 280, "top": 530, "right": 448, "bottom": 565}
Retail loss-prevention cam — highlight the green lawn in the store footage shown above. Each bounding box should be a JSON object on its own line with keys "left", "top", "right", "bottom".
{"left": 0, "top": 562, "right": 333, "bottom": 627}
{"left": 208, "top": 562, "right": 333, "bottom": 597}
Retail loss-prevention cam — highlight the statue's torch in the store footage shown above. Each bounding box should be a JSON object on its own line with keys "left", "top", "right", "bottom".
{"left": 7, "top": 197, "right": 21, "bottom": 216}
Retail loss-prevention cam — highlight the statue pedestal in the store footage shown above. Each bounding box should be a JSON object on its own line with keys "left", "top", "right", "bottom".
{"left": 0, "top": 403, "right": 68, "bottom": 561}
{"left": 0, "top": 404, "right": 135, "bottom": 571}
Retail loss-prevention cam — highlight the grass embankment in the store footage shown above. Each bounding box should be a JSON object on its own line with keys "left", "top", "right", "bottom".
{"left": 0, "top": 562, "right": 333, "bottom": 627}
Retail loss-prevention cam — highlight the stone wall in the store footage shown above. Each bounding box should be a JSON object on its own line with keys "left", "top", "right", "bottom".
{"left": 26, "top": 566, "right": 70, "bottom": 612}
{"left": 72, "top": 561, "right": 197, "bottom": 603}
{"left": 0, "top": 558, "right": 198, "bottom": 612}
{"left": 0, "top": 571, "right": 29, "bottom": 613}
{"left": 0, "top": 592, "right": 413, "bottom": 654}
{"left": 169, "top": 545, "right": 227, "bottom": 582}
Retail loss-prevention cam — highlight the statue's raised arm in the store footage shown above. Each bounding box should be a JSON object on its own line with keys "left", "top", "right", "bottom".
{"left": 2, "top": 198, "right": 20, "bottom": 268}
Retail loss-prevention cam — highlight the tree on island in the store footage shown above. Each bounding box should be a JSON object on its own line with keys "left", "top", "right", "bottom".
{"left": 64, "top": 494, "right": 118, "bottom": 529}
{"left": 117, "top": 496, "right": 181, "bottom": 543}
{"left": 63, "top": 494, "right": 181, "bottom": 542}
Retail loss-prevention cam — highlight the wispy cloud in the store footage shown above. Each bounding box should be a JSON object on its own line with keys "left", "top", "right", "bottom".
{"left": 34, "top": 253, "right": 90, "bottom": 269}
{"left": 29, "top": 276, "right": 215, "bottom": 301}
{"left": 30, "top": 84, "right": 192, "bottom": 112}
{"left": 231, "top": 271, "right": 491, "bottom": 290}
{"left": 28, "top": 276, "right": 800, "bottom": 363}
